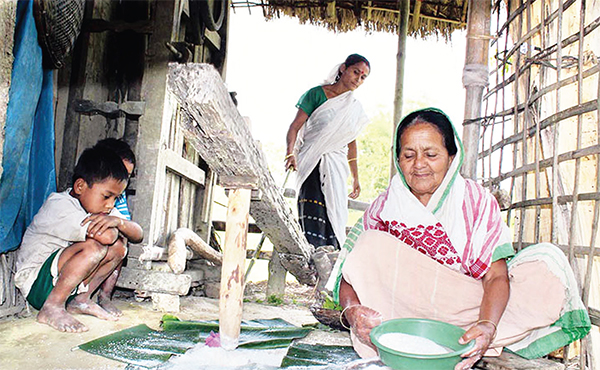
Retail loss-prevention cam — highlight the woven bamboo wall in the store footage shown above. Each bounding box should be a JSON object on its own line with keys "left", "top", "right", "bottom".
{"left": 478, "top": 0, "right": 599, "bottom": 367}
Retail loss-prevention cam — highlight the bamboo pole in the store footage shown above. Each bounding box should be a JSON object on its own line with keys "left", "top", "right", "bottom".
{"left": 410, "top": 0, "right": 421, "bottom": 31}
{"left": 389, "top": 0, "right": 409, "bottom": 179}
{"left": 460, "top": 0, "right": 491, "bottom": 180}
{"left": 219, "top": 187, "right": 251, "bottom": 350}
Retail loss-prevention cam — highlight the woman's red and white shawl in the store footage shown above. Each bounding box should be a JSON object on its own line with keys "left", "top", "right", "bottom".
{"left": 363, "top": 168, "right": 510, "bottom": 279}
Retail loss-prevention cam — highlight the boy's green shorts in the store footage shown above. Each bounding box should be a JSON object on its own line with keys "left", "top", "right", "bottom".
{"left": 26, "top": 249, "right": 77, "bottom": 310}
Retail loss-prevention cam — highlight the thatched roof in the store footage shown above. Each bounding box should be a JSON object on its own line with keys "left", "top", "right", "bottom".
{"left": 232, "top": 0, "right": 468, "bottom": 41}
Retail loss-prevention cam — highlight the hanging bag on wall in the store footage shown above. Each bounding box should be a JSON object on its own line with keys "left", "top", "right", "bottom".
{"left": 32, "top": 0, "right": 85, "bottom": 69}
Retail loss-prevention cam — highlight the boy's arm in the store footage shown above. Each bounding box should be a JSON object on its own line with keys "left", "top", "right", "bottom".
{"left": 82, "top": 213, "right": 143, "bottom": 244}
{"left": 116, "top": 218, "right": 143, "bottom": 244}
{"left": 89, "top": 226, "right": 120, "bottom": 245}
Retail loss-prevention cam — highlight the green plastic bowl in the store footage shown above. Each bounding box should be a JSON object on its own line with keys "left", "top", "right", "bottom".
{"left": 370, "top": 318, "right": 475, "bottom": 370}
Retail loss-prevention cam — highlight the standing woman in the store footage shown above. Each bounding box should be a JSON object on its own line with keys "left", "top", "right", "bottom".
{"left": 285, "top": 54, "right": 370, "bottom": 249}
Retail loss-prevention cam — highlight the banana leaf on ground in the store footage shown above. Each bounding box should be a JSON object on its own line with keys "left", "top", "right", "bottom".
{"left": 280, "top": 343, "right": 360, "bottom": 367}
{"left": 77, "top": 315, "right": 312, "bottom": 368}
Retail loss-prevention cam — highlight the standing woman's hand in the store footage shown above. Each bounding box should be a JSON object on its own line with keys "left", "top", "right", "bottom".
{"left": 349, "top": 177, "right": 360, "bottom": 199}
{"left": 285, "top": 109, "right": 309, "bottom": 172}
{"left": 347, "top": 141, "right": 360, "bottom": 199}
{"left": 285, "top": 153, "right": 297, "bottom": 171}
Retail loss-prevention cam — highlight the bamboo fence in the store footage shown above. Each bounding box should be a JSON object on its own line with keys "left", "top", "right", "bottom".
{"left": 478, "top": 0, "right": 599, "bottom": 367}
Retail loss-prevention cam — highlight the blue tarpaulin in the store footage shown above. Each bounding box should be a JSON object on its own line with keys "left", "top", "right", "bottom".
{"left": 0, "top": 0, "right": 56, "bottom": 253}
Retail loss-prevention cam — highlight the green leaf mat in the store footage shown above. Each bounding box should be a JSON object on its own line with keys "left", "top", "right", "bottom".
{"left": 77, "top": 316, "right": 312, "bottom": 368}
{"left": 280, "top": 343, "right": 360, "bottom": 368}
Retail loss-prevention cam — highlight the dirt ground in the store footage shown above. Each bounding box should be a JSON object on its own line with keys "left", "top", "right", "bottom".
{"left": 0, "top": 282, "right": 350, "bottom": 370}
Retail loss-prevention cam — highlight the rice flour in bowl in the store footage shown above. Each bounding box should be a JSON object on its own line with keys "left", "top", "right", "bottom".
{"left": 370, "top": 318, "right": 475, "bottom": 370}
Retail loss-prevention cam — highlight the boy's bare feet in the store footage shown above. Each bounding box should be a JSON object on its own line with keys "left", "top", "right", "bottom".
{"left": 67, "top": 299, "right": 119, "bottom": 321}
{"left": 37, "top": 303, "right": 89, "bottom": 333}
{"left": 98, "top": 295, "right": 123, "bottom": 317}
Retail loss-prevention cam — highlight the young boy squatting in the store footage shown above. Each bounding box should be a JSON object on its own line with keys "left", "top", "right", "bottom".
{"left": 14, "top": 147, "right": 143, "bottom": 333}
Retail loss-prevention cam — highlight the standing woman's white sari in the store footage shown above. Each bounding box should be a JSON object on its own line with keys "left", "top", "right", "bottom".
{"left": 295, "top": 90, "right": 368, "bottom": 247}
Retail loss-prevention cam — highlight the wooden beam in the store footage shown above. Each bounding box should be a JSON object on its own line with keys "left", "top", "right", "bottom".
{"left": 163, "top": 148, "right": 206, "bottom": 185}
{"left": 204, "top": 30, "right": 221, "bottom": 51}
{"left": 74, "top": 99, "right": 145, "bottom": 118}
{"left": 245, "top": 249, "right": 272, "bottom": 260}
{"left": 84, "top": 19, "right": 153, "bottom": 34}
{"left": 219, "top": 188, "right": 251, "bottom": 350}
{"left": 194, "top": 166, "right": 216, "bottom": 242}
{"left": 167, "top": 63, "right": 317, "bottom": 286}
{"left": 218, "top": 174, "right": 259, "bottom": 188}
{"left": 361, "top": 5, "right": 466, "bottom": 25}
{"left": 588, "top": 307, "right": 600, "bottom": 327}
{"left": 480, "top": 351, "right": 564, "bottom": 369}
{"left": 213, "top": 220, "right": 262, "bottom": 234}
{"left": 348, "top": 198, "right": 369, "bottom": 212}
{"left": 266, "top": 250, "right": 286, "bottom": 298}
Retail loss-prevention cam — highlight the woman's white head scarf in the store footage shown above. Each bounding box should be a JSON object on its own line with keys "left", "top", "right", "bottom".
{"left": 363, "top": 108, "right": 510, "bottom": 278}
{"left": 322, "top": 63, "right": 342, "bottom": 85}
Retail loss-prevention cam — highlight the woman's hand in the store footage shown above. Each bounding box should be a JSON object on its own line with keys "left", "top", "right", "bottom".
{"left": 285, "top": 109, "right": 308, "bottom": 171}
{"left": 285, "top": 154, "right": 297, "bottom": 171}
{"left": 349, "top": 178, "right": 360, "bottom": 199}
{"left": 344, "top": 305, "right": 383, "bottom": 349}
{"left": 454, "top": 321, "right": 496, "bottom": 370}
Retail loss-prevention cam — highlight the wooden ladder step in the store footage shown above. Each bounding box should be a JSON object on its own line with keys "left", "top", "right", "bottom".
{"left": 478, "top": 352, "right": 565, "bottom": 370}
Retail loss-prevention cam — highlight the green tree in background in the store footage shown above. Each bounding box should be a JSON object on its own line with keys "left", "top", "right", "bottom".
{"left": 347, "top": 109, "right": 393, "bottom": 224}
{"left": 354, "top": 109, "right": 393, "bottom": 202}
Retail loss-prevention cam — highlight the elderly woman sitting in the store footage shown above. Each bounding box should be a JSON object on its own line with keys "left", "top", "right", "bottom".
{"left": 328, "top": 108, "right": 590, "bottom": 370}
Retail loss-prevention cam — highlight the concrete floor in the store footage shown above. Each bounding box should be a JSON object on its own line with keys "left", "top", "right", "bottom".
{"left": 0, "top": 295, "right": 346, "bottom": 370}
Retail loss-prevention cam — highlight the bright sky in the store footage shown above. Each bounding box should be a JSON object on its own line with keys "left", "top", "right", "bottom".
{"left": 225, "top": 10, "right": 468, "bottom": 148}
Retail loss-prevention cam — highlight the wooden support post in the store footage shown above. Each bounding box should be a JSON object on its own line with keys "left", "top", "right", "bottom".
{"left": 219, "top": 187, "right": 251, "bottom": 350}
{"left": 390, "top": 0, "right": 410, "bottom": 179}
{"left": 460, "top": 0, "right": 491, "bottom": 180}
{"left": 266, "top": 250, "right": 286, "bottom": 299}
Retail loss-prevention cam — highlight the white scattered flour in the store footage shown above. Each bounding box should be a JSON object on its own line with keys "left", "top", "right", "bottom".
{"left": 161, "top": 344, "right": 286, "bottom": 369}
{"left": 158, "top": 344, "right": 391, "bottom": 370}
{"left": 377, "top": 333, "right": 453, "bottom": 355}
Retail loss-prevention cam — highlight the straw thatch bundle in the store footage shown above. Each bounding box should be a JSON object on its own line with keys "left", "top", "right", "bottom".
{"left": 261, "top": 0, "right": 468, "bottom": 41}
